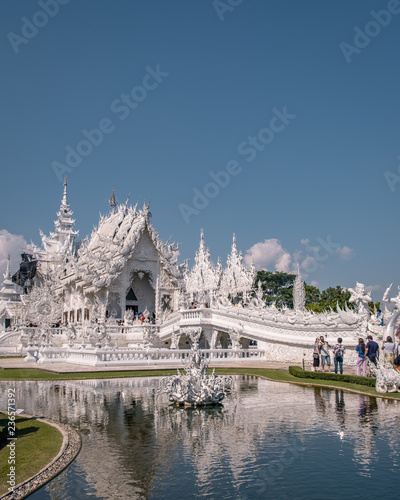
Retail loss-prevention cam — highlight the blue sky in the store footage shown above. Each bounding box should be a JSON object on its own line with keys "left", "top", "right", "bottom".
{"left": 1, "top": 0, "right": 400, "bottom": 300}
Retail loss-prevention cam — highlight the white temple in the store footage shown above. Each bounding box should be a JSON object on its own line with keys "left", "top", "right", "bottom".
{"left": 0, "top": 178, "right": 397, "bottom": 366}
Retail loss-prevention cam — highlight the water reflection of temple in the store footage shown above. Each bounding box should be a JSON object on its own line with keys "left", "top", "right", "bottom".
{"left": 1, "top": 378, "right": 400, "bottom": 498}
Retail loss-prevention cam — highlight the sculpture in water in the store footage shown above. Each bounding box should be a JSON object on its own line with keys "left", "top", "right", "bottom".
{"left": 158, "top": 342, "right": 232, "bottom": 406}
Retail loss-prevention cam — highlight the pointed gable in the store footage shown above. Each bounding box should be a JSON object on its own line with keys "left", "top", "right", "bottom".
{"left": 185, "top": 231, "right": 220, "bottom": 296}
{"left": 219, "top": 234, "right": 255, "bottom": 298}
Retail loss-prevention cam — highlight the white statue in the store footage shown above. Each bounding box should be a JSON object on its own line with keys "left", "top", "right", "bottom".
{"left": 348, "top": 282, "right": 372, "bottom": 315}
{"left": 369, "top": 359, "right": 400, "bottom": 393}
{"left": 158, "top": 340, "right": 232, "bottom": 406}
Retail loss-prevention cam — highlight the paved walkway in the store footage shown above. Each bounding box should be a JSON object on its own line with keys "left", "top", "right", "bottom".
{"left": 0, "top": 357, "right": 356, "bottom": 374}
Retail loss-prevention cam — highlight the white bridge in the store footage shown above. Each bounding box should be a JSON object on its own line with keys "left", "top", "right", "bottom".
{"left": 4, "top": 300, "right": 385, "bottom": 366}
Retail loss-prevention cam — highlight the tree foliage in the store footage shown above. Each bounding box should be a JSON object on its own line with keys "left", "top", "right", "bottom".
{"left": 255, "top": 271, "right": 354, "bottom": 312}
{"left": 256, "top": 271, "right": 296, "bottom": 308}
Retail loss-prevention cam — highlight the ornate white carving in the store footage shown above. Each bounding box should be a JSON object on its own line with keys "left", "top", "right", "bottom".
{"left": 227, "top": 323, "right": 244, "bottom": 349}
{"left": 22, "top": 275, "right": 62, "bottom": 328}
{"left": 181, "top": 326, "right": 202, "bottom": 345}
{"left": 293, "top": 268, "right": 305, "bottom": 312}
{"left": 158, "top": 342, "right": 232, "bottom": 405}
{"left": 370, "top": 359, "right": 400, "bottom": 393}
{"left": 185, "top": 231, "right": 220, "bottom": 304}
{"left": 219, "top": 234, "right": 255, "bottom": 300}
{"left": 348, "top": 282, "right": 371, "bottom": 315}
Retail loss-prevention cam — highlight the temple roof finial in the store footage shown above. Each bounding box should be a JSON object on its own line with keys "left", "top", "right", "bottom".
{"left": 4, "top": 254, "right": 11, "bottom": 280}
{"left": 62, "top": 176, "right": 68, "bottom": 205}
{"left": 109, "top": 188, "right": 117, "bottom": 213}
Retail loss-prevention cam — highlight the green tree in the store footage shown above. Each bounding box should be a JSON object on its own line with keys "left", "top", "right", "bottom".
{"left": 255, "top": 271, "right": 296, "bottom": 308}
{"left": 256, "top": 271, "right": 354, "bottom": 312}
{"left": 305, "top": 286, "right": 353, "bottom": 313}
{"left": 305, "top": 285, "right": 320, "bottom": 306}
{"left": 368, "top": 301, "right": 381, "bottom": 314}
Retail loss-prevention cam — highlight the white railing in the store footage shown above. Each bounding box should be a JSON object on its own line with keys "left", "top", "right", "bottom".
{"left": 28, "top": 347, "right": 266, "bottom": 366}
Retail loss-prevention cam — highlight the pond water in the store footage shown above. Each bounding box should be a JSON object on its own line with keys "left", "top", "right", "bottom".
{"left": 1, "top": 376, "right": 400, "bottom": 500}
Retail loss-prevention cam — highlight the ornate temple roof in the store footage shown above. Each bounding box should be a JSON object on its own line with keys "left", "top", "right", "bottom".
{"left": 185, "top": 231, "right": 221, "bottom": 296}
{"left": 219, "top": 234, "right": 256, "bottom": 298}
{"left": 74, "top": 200, "right": 182, "bottom": 291}
{"left": 35, "top": 176, "right": 78, "bottom": 263}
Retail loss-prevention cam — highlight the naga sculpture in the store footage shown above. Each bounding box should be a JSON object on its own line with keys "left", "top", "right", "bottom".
{"left": 158, "top": 341, "right": 232, "bottom": 406}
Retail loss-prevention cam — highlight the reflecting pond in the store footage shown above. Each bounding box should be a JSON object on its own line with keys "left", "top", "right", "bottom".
{"left": 1, "top": 376, "right": 400, "bottom": 500}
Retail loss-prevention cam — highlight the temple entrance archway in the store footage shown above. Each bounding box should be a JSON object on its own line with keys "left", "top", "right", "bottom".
{"left": 126, "top": 287, "right": 139, "bottom": 316}
{"left": 127, "top": 271, "right": 155, "bottom": 316}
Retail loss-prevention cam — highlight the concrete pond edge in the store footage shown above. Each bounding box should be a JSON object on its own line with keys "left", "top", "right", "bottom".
{"left": 0, "top": 416, "right": 81, "bottom": 500}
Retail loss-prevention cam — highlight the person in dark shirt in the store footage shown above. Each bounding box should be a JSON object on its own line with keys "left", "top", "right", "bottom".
{"left": 365, "top": 335, "right": 379, "bottom": 366}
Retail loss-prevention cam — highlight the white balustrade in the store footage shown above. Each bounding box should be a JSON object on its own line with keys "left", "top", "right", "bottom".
{"left": 29, "top": 347, "right": 266, "bottom": 366}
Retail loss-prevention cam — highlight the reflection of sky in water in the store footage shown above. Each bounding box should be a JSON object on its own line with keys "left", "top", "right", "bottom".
{"left": 1, "top": 376, "right": 400, "bottom": 500}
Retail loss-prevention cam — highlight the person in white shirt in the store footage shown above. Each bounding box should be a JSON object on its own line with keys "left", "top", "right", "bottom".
{"left": 382, "top": 336, "right": 395, "bottom": 364}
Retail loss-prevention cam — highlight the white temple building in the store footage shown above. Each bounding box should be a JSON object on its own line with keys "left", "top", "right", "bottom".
{"left": 0, "top": 256, "right": 22, "bottom": 330}
{"left": 0, "top": 178, "right": 394, "bottom": 365}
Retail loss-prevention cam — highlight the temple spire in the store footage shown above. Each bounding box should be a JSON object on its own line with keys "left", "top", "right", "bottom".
{"left": 46, "top": 176, "right": 78, "bottom": 254}
{"left": 4, "top": 254, "right": 11, "bottom": 280}
{"left": 109, "top": 188, "right": 117, "bottom": 213}
{"left": 293, "top": 264, "right": 306, "bottom": 311}
{"left": 62, "top": 176, "right": 68, "bottom": 205}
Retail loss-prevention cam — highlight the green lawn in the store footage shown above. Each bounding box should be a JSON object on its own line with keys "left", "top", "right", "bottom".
{"left": 215, "top": 367, "right": 400, "bottom": 399}
{"left": 0, "top": 414, "right": 63, "bottom": 495}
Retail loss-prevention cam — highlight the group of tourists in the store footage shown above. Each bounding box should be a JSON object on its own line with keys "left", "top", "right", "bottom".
{"left": 313, "top": 336, "right": 345, "bottom": 374}
{"left": 313, "top": 334, "right": 400, "bottom": 376}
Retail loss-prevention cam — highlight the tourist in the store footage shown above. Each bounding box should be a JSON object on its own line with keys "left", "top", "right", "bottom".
{"left": 355, "top": 338, "right": 367, "bottom": 376}
{"left": 365, "top": 335, "right": 379, "bottom": 366}
{"left": 377, "top": 309, "right": 384, "bottom": 326}
{"left": 319, "top": 336, "right": 331, "bottom": 373}
{"left": 313, "top": 337, "right": 320, "bottom": 372}
{"left": 394, "top": 342, "right": 400, "bottom": 369}
{"left": 382, "top": 336, "right": 395, "bottom": 363}
{"left": 333, "top": 338, "right": 345, "bottom": 374}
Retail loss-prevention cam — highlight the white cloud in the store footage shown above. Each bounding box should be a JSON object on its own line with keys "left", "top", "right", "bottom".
{"left": 334, "top": 245, "right": 354, "bottom": 260}
{"left": 0, "top": 229, "right": 30, "bottom": 279}
{"left": 245, "top": 236, "right": 355, "bottom": 280}
{"left": 300, "top": 255, "right": 320, "bottom": 274}
{"left": 244, "top": 239, "right": 292, "bottom": 272}
{"left": 310, "top": 280, "right": 319, "bottom": 287}
{"left": 365, "top": 284, "right": 381, "bottom": 294}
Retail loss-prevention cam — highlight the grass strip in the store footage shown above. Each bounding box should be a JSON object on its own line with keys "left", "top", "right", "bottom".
{"left": 214, "top": 367, "right": 400, "bottom": 399}
{"left": 288, "top": 365, "right": 376, "bottom": 387}
{"left": 0, "top": 414, "right": 63, "bottom": 496}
